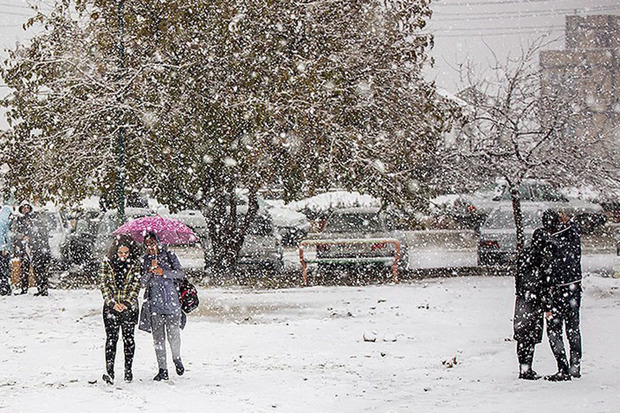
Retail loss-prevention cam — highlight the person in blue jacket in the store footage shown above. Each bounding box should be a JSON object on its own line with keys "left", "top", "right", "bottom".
{"left": 139, "top": 232, "right": 185, "bottom": 381}
{"left": 0, "top": 205, "right": 12, "bottom": 295}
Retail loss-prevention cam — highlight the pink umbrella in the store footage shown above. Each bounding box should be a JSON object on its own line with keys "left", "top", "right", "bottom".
{"left": 113, "top": 215, "right": 199, "bottom": 245}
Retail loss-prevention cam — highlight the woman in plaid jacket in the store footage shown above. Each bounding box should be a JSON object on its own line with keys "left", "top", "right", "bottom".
{"left": 99, "top": 234, "right": 142, "bottom": 384}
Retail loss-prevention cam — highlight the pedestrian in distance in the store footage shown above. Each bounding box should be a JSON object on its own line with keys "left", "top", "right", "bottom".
{"left": 544, "top": 211, "right": 583, "bottom": 382}
{"left": 513, "top": 209, "right": 555, "bottom": 380}
{"left": 11, "top": 201, "right": 52, "bottom": 296}
{"left": 0, "top": 205, "right": 13, "bottom": 296}
{"left": 99, "top": 234, "right": 142, "bottom": 384}
{"left": 139, "top": 231, "right": 186, "bottom": 381}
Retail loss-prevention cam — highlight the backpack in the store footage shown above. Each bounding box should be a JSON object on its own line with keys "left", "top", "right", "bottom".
{"left": 176, "top": 277, "right": 199, "bottom": 314}
{"left": 163, "top": 249, "right": 200, "bottom": 314}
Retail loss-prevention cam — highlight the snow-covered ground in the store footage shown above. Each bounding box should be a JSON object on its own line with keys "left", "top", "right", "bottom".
{"left": 1, "top": 274, "right": 619, "bottom": 412}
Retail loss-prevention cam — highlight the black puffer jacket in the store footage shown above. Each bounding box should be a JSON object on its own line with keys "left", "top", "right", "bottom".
{"left": 513, "top": 228, "right": 552, "bottom": 343}
{"left": 550, "top": 221, "right": 582, "bottom": 286}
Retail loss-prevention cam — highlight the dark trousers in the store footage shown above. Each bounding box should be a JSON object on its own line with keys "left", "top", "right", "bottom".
{"left": 33, "top": 253, "right": 50, "bottom": 294}
{"left": 0, "top": 251, "right": 10, "bottom": 295}
{"left": 103, "top": 305, "right": 138, "bottom": 377}
{"left": 18, "top": 253, "right": 50, "bottom": 294}
{"left": 517, "top": 341, "right": 536, "bottom": 373}
{"left": 547, "top": 286, "right": 582, "bottom": 374}
{"left": 18, "top": 253, "right": 31, "bottom": 293}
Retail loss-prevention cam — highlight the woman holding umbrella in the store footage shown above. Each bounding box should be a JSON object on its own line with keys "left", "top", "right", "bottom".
{"left": 139, "top": 231, "right": 186, "bottom": 381}
{"left": 99, "top": 234, "right": 142, "bottom": 384}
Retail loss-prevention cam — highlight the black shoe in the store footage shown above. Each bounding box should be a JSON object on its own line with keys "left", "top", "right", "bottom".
{"left": 124, "top": 370, "right": 133, "bottom": 382}
{"left": 545, "top": 371, "right": 571, "bottom": 382}
{"left": 33, "top": 291, "right": 48, "bottom": 296}
{"left": 153, "top": 369, "right": 169, "bottom": 381}
{"left": 102, "top": 373, "right": 114, "bottom": 385}
{"left": 15, "top": 290, "right": 27, "bottom": 295}
{"left": 173, "top": 359, "right": 184, "bottom": 376}
{"left": 519, "top": 370, "right": 541, "bottom": 380}
{"left": 569, "top": 365, "right": 581, "bottom": 378}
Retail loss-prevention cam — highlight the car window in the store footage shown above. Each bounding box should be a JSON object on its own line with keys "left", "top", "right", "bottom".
{"left": 493, "top": 185, "right": 529, "bottom": 201}
{"left": 484, "top": 209, "right": 544, "bottom": 229}
{"left": 325, "top": 212, "right": 383, "bottom": 233}
{"left": 38, "top": 212, "right": 60, "bottom": 232}
{"left": 529, "top": 183, "right": 567, "bottom": 202}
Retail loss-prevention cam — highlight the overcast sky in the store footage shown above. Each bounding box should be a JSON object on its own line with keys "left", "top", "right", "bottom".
{"left": 1, "top": 0, "right": 620, "bottom": 128}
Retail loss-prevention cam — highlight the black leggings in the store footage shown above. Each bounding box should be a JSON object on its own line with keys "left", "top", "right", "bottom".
{"left": 0, "top": 252, "right": 10, "bottom": 295}
{"left": 103, "top": 305, "right": 138, "bottom": 376}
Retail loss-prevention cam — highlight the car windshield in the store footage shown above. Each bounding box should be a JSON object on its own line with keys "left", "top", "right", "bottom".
{"left": 483, "top": 209, "right": 544, "bottom": 229}
{"left": 247, "top": 214, "right": 273, "bottom": 236}
{"left": 474, "top": 182, "right": 505, "bottom": 199}
{"left": 325, "top": 212, "right": 383, "bottom": 233}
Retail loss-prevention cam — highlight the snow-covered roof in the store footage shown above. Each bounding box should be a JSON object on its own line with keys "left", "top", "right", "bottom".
{"left": 286, "top": 191, "right": 380, "bottom": 213}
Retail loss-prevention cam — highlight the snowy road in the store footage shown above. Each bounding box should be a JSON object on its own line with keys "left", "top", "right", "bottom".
{"left": 1, "top": 275, "right": 619, "bottom": 412}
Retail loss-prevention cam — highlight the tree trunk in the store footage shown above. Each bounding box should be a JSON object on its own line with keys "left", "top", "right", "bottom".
{"left": 201, "top": 185, "right": 261, "bottom": 278}
{"left": 509, "top": 184, "right": 525, "bottom": 257}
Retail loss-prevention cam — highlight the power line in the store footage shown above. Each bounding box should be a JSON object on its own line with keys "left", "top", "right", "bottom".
{"left": 434, "top": 0, "right": 581, "bottom": 6}
{"left": 1, "top": 10, "right": 35, "bottom": 17}
{"left": 434, "top": 4, "right": 620, "bottom": 17}
{"left": 432, "top": 24, "right": 564, "bottom": 33}
{"left": 434, "top": 7, "right": 620, "bottom": 21}
{"left": 431, "top": 28, "right": 562, "bottom": 37}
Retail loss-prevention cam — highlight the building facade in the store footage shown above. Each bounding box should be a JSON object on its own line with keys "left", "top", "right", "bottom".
{"left": 540, "top": 15, "right": 620, "bottom": 148}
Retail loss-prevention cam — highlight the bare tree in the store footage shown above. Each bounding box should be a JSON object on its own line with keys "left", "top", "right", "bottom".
{"left": 437, "top": 37, "right": 620, "bottom": 254}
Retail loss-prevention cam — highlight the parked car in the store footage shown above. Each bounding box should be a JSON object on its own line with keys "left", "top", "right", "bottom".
{"left": 162, "top": 207, "right": 284, "bottom": 273}
{"left": 310, "top": 207, "right": 408, "bottom": 272}
{"left": 455, "top": 179, "right": 606, "bottom": 233}
{"left": 477, "top": 204, "right": 547, "bottom": 266}
{"left": 614, "top": 226, "right": 620, "bottom": 278}
{"left": 60, "top": 208, "right": 102, "bottom": 269}
{"left": 34, "top": 208, "right": 70, "bottom": 269}
{"left": 60, "top": 207, "right": 154, "bottom": 272}
{"left": 263, "top": 203, "right": 310, "bottom": 247}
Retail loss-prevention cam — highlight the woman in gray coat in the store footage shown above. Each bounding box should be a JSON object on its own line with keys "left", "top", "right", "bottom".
{"left": 140, "top": 232, "right": 185, "bottom": 381}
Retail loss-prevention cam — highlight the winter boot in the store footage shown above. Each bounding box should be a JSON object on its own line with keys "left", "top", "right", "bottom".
{"left": 102, "top": 373, "right": 114, "bottom": 385}
{"left": 174, "top": 358, "right": 185, "bottom": 376}
{"left": 153, "top": 369, "right": 169, "bottom": 381}
{"left": 518, "top": 369, "right": 540, "bottom": 380}
{"left": 544, "top": 371, "right": 571, "bottom": 382}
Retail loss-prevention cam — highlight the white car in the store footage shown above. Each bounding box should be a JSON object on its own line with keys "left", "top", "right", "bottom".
{"left": 477, "top": 204, "right": 545, "bottom": 266}
{"left": 310, "top": 207, "right": 408, "bottom": 272}
{"left": 455, "top": 179, "right": 606, "bottom": 233}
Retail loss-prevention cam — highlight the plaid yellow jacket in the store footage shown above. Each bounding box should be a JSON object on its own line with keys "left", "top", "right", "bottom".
{"left": 99, "top": 258, "right": 142, "bottom": 308}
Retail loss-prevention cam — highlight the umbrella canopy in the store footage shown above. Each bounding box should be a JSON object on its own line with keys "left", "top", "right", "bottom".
{"left": 113, "top": 215, "right": 199, "bottom": 245}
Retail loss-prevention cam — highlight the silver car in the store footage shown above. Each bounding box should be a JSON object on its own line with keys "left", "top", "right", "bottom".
{"left": 477, "top": 205, "right": 547, "bottom": 266}
{"left": 169, "top": 208, "right": 284, "bottom": 273}
{"left": 455, "top": 179, "right": 605, "bottom": 233}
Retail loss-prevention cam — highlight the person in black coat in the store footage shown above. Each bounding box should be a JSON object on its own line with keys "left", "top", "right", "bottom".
{"left": 513, "top": 210, "right": 555, "bottom": 380}
{"left": 11, "top": 202, "right": 52, "bottom": 296}
{"left": 544, "top": 211, "right": 583, "bottom": 381}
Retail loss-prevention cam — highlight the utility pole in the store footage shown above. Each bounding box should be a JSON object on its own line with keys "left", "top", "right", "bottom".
{"left": 116, "top": 0, "right": 126, "bottom": 225}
